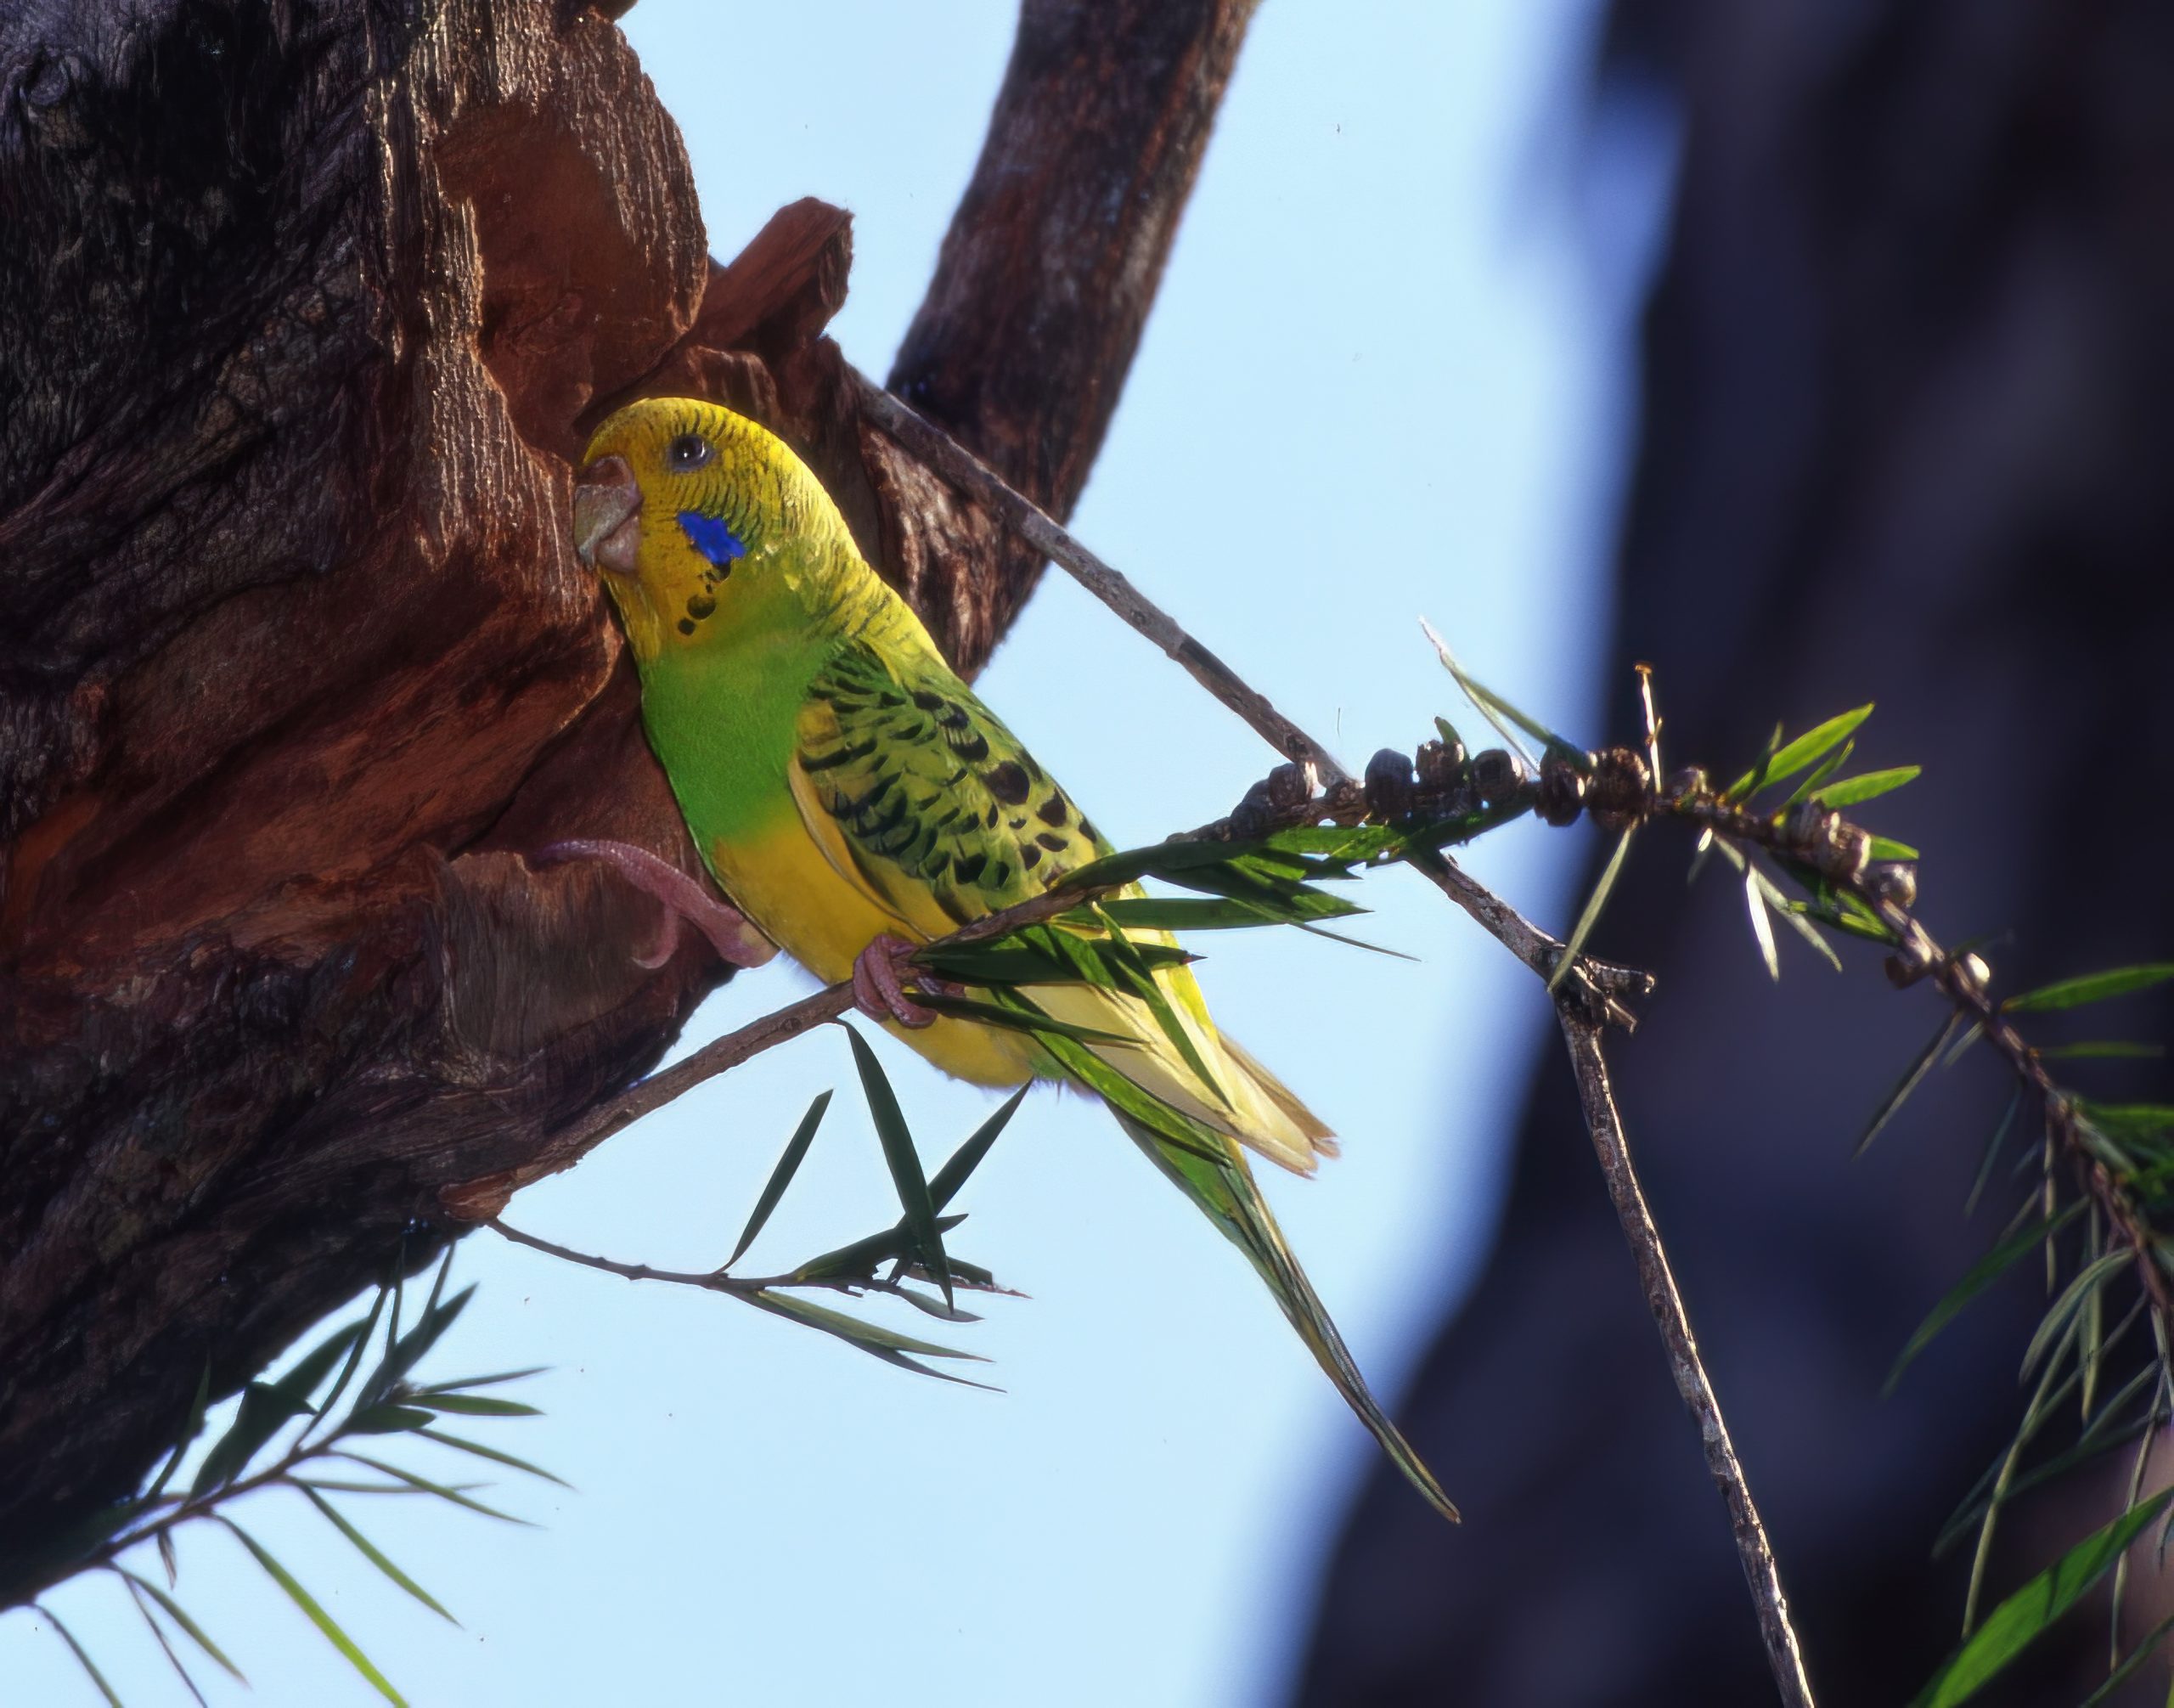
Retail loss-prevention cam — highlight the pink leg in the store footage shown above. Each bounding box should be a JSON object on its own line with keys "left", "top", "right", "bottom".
{"left": 534, "top": 839, "right": 776, "bottom": 971}
{"left": 850, "top": 933, "right": 957, "bottom": 1029}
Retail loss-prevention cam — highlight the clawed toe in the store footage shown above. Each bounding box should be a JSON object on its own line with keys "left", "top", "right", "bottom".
{"left": 851, "top": 933, "right": 955, "bottom": 1029}
{"left": 534, "top": 837, "right": 776, "bottom": 971}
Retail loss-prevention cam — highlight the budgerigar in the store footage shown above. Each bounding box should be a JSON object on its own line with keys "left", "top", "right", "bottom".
{"left": 567, "top": 397, "right": 1455, "bottom": 1521}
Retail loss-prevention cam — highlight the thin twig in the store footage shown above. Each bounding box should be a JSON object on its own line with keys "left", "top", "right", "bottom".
{"left": 852, "top": 369, "right": 1353, "bottom": 790}
{"left": 1558, "top": 1007, "right": 1819, "bottom": 1708}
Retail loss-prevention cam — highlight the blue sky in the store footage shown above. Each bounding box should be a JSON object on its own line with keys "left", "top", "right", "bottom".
{"left": 3, "top": 3, "right": 1670, "bottom": 1703}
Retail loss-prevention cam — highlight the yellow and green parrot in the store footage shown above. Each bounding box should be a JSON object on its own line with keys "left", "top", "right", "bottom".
{"left": 566, "top": 397, "right": 1455, "bottom": 1521}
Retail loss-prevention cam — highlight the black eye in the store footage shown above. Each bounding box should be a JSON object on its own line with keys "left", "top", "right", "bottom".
{"left": 667, "top": 433, "right": 713, "bottom": 473}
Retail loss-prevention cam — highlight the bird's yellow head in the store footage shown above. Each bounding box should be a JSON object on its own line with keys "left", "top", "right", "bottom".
{"left": 572, "top": 397, "right": 844, "bottom": 664}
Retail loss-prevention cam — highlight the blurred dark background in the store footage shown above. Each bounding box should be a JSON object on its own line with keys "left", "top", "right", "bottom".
{"left": 1299, "top": 3, "right": 2174, "bottom": 1704}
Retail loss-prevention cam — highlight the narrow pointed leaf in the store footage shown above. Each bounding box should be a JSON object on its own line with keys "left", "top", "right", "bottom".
{"left": 414, "top": 1367, "right": 547, "bottom": 1395}
{"left": 1908, "top": 1489, "right": 2174, "bottom": 1708}
{"left": 910, "top": 993, "right": 1133, "bottom": 1046}
{"left": 930, "top": 1086, "right": 1028, "bottom": 1211}
{"left": 1743, "top": 863, "right": 1780, "bottom": 980}
{"left": 1859, "top": 1014, "right": 1966, "bottom": 1158}
{"left": 333, "top": 1454, "right": 529, "bottom": 1524}
{"left": 2020, "top": 1253, "right": 2127, "bottom": 1383}
{"left": 222, "top": 1520, "right": 408, "bottom": 1705}
{"left": 117, "top": 1571, "right": 244, "bottom": 1681}
{"left": 1778, "top": 738, "right": 1854, "bottom": 808}
{"left": 37, "top": 1604, "right": 122, "bottom": 1707}
{"left": 298, "top": 1485, "right": 456, "bottom": 1622}
{"left": 1888, "top": 1199, "right": 2084, "bottom": 1391}
{"left": 743, "top": 1290, "right": 985, "bottom": 1365}
{"left": 347, "top": 1404, "right": 436, "bottom": 1435}
{"left": 2003, "top": 964, "right": 2174, "bottom": 1015}
{"left": 1726, "top": 704, "right": 1873, "bottom": 800}
{"left": 2077, "top": 1103, "right": 2174, "bottom": 1142}
{"left": 414, "top": 1392, "right": 540, "bottom": 1419}
{"left": 313, "top": 1288, "right": 391, "bottom": 1431}
{"left": 842, "top": 1023, "right": 951, "bottom": 1307}
{"left": 416, "top": 1426, "right": 570, "bottom": 1487}
{"left": 1549, "top": 829, "right": 1635, "bottom": 993}
{"left": 1810, "top": 764, "right": 1921, "bottom": 808}
{"left": 122, "top": 1576, "right": 209, "bottom": 1707}
{"left": 1964, "top": 1092, "right": 2022, "bottom": 1220}
{"left": 2038, "top": 1042, "right": 2165, "bottom": 1061}
{"left": 791, "top": 1212, "right": 967, "bottom": 1283}
{"left": 147, "top": 1366, "right": 212, "bottom": 1505}
{"left": 727, "top": 1090, "right": 832, "bottom": 1268}
{"left": 1867, "top": 836, "right": 1918, "bottom": 861}
{"left": 1420, "top": 616, "right": 1554, "bottom": 758}
{"left": 191, "top": 1381, "right": 313, "bottom": 1497}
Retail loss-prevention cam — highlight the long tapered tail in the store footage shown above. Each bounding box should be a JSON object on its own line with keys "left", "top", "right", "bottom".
{"left": 1112, "top": 1110, "right": 1460, "bottom": 1522}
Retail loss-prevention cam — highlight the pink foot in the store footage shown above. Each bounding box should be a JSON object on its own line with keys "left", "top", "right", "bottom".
{"left": 851, "top": 933, "right": 957, "bottom": 1029}
{"left": 534, "top": 839, "right": 776, "bottom": 971}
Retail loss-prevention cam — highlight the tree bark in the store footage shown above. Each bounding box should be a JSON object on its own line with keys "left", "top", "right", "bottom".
{"left": 0, "top": 0, "right": 1256, "bottom": 1595}
{"left": 1298, "top": 4, "right": 2174, "bottom": 1705}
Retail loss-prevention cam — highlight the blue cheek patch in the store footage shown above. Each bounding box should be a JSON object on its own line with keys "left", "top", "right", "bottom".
{"left": 677, "top": 510, "right": 748, "bottom": 567}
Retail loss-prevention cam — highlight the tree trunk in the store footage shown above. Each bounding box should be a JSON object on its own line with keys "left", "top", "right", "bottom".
{"left": 0, "top": 0, "right": 1256, "bottom": 1597}
{"left": 1297, "top": 4, "right": 2174, "bottom": 1705}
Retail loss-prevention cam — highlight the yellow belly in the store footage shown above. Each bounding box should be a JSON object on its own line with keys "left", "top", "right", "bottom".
{"left": 707, "top": 815, "right": 1041, "bottom": 1088}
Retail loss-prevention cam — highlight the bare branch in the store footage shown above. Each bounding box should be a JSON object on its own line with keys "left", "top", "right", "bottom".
{"left": 1558, "top": 1007, "right": 1820, "bottom": 1708}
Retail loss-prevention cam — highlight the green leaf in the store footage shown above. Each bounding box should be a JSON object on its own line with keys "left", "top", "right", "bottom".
{"left": 116, "top": 1570, "right": 244, "bottom": 1681}
{"left": 37, "top": 1604, "right": 123, "bottom": 1706}
{"left": 1778, "top": 738, "right": 1856, "bottom": 809}
{"left": 743, "top": 1290, "right": 993, "bottom": 1388}
{"left": 414, "top": 1367, "right": 547, "bottom": 1395}
{"left": 727, "top": 1090, "right": 833, "bottom": 1268}
{"left": 415, "top": 1392, "right": 541, "bottom": 1419}
{"left": 1866, "top": 836, "right": 1918, "bottom": 861}
{"left": 190, "top": 1316, "right": 371, "bottom": 1494}
{"left": 842, "top": 1025, "right": 951, "bottom": 1308}
{"left": 1858, "top": 1014, "right": 1966, "bottom": 1158}
{"left": 2003, "top": 964, "right": 2174, "bottom": 1016}
{"left": 1419, "top": 616, "right": 1556, "bottom": 759}
{"left": 1089, "top": 893, "right": 1361, "bottom": 930}
{"left": 2019, "top": 1249, "right": 2129, "bottom": 1380}
{"left": 2037, "top": 1042, "right": 2166, "bottom": 1061}
{"left": 333, "top": 1454, "right": 528, "bottom": 1524}
{"left": 791, "top": 1213, "right": 968, "bottom": 1283}
{"left": 910, "top": 992, "right": 1133, "bottom": 1046}
{"left": 1743, "top": 863, "right": 1780, "bottom": 981}
{"left": 929, "top": 1086, "right": 1028, "bottom": 1211}
{"left": 1810, "top": 765, "right": 1921, "bottom": 808}
{"left": 2077, "top": 1103, "right": 2174, "bottom": 1143}
{"left": 121, "top": 1573, "right": 210, "bottom": 1707}
{"left": 1908, "top": 1489, "right": 2174, "bottom": 1708}
{"left": 298, "top": 1485, "right": 457, "bottom": 1622}
{"left": 311, "top": 1288, "right": 391, "bottom": 1437}
{"left": 145, "top": 1366, "right": 212, "bottom": 1505}
{"left": 347, "top": 1404, "right": 437, "bottom": 1435}
{"left": 1887, "top": 1199, "right": 2084, "bottom": 1392}
{"left": 415, "top": 1427, "right": 570, "bottom": 1488}
{"left": 362, "top": 1256, "right": 471, "bottom": 1407}
{"left": 190, "top": 1381, "right": 313, "bottom": 1497}
{"left": 1549, "top": 829, "right": 1635, "bottom": 993}
{"left": 222, "top": 1519, "right": 408, "bottom": 1706}
{"left": 1964, "top": 1092, "right": 2022, "bottom": 1220}
{"left": 1726, "top": 704, "right": 1873, "bottom": 800}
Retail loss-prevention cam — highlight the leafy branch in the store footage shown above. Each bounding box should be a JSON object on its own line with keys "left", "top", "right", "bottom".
{"left": 7, "top": 1253, "right": 557, "bottom": 1707}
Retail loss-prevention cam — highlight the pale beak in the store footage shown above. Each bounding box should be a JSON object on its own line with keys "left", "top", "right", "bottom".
{"left": 573, "top": 454, "right": 642, "bottom": 576}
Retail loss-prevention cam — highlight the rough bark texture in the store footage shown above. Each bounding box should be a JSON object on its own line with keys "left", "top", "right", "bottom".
{"left": 0, "top": 0, "right": 1255, "bottom": 1595}
{"left": 1298, "top": 4, "right": 2174, "bottom": 1705}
